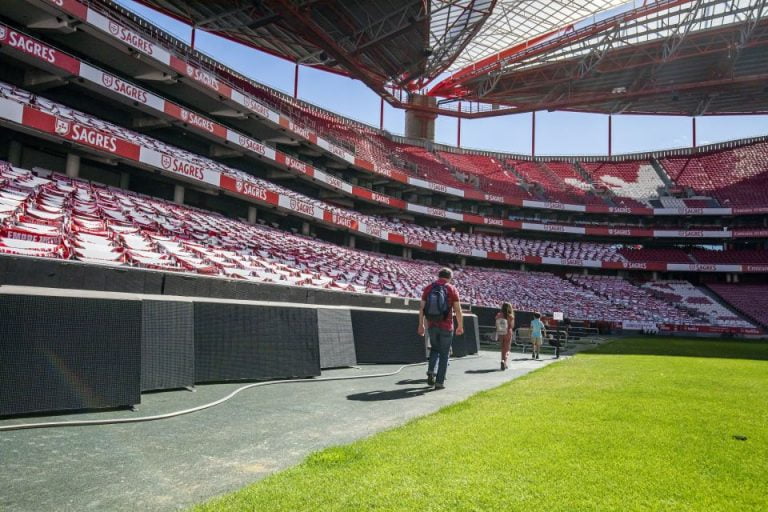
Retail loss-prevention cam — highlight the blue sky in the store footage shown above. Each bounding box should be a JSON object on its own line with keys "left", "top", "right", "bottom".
{"left": 118, "top": 0, "right": 768, "bottom": 156}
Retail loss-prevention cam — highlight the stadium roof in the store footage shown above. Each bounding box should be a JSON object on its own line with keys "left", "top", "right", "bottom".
{"left": 430, "top": 0, "right": 768, "bottom": 116}
{"left": 131, "top": 0, "right": 495, "bottom": 89}
{"left": 447, "top": 0, "right": 629, "bottom": 72}
{"left": 130, "top": 0, "right": 768, "bottom": 116}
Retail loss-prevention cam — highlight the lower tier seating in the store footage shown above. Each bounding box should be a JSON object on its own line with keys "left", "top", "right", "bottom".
{"left": 707, "top": 284, "right": 768, "bottom": 328}
{"left": 0, "top": 162, "right": 757, "bottom": 328}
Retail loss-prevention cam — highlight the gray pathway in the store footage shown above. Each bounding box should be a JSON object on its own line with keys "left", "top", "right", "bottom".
{"left": 0, "top": 349, "right": 564, "bottom": 511}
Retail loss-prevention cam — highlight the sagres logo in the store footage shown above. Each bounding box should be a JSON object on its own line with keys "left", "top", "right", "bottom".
{"left": 186, "top": 64, "right": 195, "bottom": 77}
{"left": 180, "top": 108, "right": 189, "bottom": 122}
{"left": 108, "top": 21, "right": 120, "bottom": 36}
{"left": 161, "top": 154, "right": 172, "bottom": 170}
{"left": 55, "top": 118, "right": 71, "bottom": 136}
{"left": 101, "top": 73, "right": 114, "bottom": 88}
{"left": 235, "top": 179, "right": 243, "bottom": 193}
{"left": 0, "top": 26, "right": 8, "bottom": 41}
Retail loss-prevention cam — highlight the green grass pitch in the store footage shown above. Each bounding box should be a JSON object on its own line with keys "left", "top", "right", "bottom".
{"left": 192, "top": 337, "right": 768, "bottom": 512}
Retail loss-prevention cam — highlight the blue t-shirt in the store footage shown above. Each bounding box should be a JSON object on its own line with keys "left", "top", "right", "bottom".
{"left": 531, "top": 319, "right": 544, "bottom": 337}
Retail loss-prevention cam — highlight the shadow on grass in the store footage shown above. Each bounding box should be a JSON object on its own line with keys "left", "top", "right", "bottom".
{"left": 347, "top": 387, "right": 430, "bottom": 401}
{"left": 589, "top": 336, "right": 768, "bottom": 361}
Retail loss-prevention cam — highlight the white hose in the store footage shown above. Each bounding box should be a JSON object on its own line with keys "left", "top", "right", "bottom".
{"left": 0, "top": 357, "right": 478, "bottom": 431}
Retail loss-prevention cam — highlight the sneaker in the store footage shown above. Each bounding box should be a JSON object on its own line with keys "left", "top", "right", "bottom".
{"left": 531, "top": 353, "right": 535, "bottom": 359}
{"left": 500, "top": 362, "right": 505, "bottom": 371}
{"left": 427, "top": 373, "right": 435, "bottom": 386}
{"left": 434, "top": 383, "right": 445, "bottom": 390}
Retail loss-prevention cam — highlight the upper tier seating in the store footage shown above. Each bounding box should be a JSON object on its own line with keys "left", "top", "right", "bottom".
{"left": 5, "top": 81, "right": 768, "bottom": 270}
{"left": 642, "top": 281, "right": 753, "bottom": 327}
{"left": 619, "top": 248, "right": 694, "bottom": 263}
{"left": 72, "top": 5, "right": 767, "bottom": 211}
{"left": 660, "top": 141, "right": 768, "bottom": 208}
{"left": 0, "top": 82, "right": 639, "bottom": 263}
{"left": 708, "top": 284, "right": 768, "bottom": 328}
{"left": 437, "top": 152, "right": 532, "bottom": 198}
{"left": 692, "top": 249, "right": 768, "bottom": 265}
{"left": 506, "top": 161, "right": 589, "bottom": 203}
{"left": 581, "top": 161, "right": 666, "bottom": 208}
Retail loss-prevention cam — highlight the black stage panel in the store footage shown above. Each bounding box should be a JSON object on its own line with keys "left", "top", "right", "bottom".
{"left": 193, "top": 303, "right": 321, "bottom": 382}
{"left": 451, "top": 314, "right": 479, "bottom": 356}
{"left": 350, "top": 309, "right": 426, "bottom": 363}
{"left": 317, "top": 308, "right": 356, "bottom": 368}
{"left": 0, "top": 294, "right": 141, "bottom": 416}
{"left": 141, "top": 300, "right": 195, "bottom": 391}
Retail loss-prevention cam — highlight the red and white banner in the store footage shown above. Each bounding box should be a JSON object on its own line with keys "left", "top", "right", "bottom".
{"left": 621, "top": 321, "right": 659, "bottom": 331}
{"left": 78, "top": 63, "right": 165, "bottom": 111}
{"left": 85, "top": 8, "right": 172, "bottom": 66}
{"left": 139, "top": 148, "right": 220, "bottom": 186}
{"left": 226, "top": 131, "right": 277, "bottom": 160}
{"left": 659, "top": 324, "right": 762, "bottom": 335}
{"left": 229, "top": 90, "right": 282, "bottom": 124}
{"left": 0, "top": 97, "right": 24, "bottom": 125}
{"left": 0, "top": 24, "right": 80, "bottom": 75}
{"left": 219, "top": 174, "right": 279, "bottom": 206}
{"left": 21, "top": 106, "right": 141, "bottom": 160}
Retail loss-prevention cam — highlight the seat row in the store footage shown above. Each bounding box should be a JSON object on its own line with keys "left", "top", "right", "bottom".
{"left": 0, "top": 162, "right": 756, "bottom": 329}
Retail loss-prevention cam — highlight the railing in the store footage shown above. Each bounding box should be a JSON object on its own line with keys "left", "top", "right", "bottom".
{"left": 391, "top": 133, "right": 768, "bottom": 163}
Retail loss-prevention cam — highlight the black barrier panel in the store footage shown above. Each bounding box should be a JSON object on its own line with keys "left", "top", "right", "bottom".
{"left": 351, "top": 309, "right": 426, "bottom": 363}
{"left": 450, "top": 315, "right": 480, "bottom": 357}
{"left": 515, "top": 311, "right": 536, "bottom": 331}
{"left": 141, "top": 301, "right": 195, "bottom": 392}
{"left": 466, "top": 315, "right": 480, "bottom": 354}
{"left": 317, "top": 309, "right": 356, "bottom": 369}
{"left": 193, "top": 303, "right": 321, "bottom": 382}
{"left": 0, "top": 255, "right": 419, "bottom": 310}
{"left": 473, "top": 305, "right": 536, "bottom": 335}
{"left": 471, "top": 306, "right": 498, "bottom": 328}
{"left": 0, "top": 294, "right": 141, "bottom": 416}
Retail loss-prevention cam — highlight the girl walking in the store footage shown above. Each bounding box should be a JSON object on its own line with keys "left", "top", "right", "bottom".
{"left": 496, "top": 302, "right": 515, "bottom": 370}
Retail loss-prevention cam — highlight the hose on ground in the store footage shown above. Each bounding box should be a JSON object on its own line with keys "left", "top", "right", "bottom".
{"left": 0, "top": 356, "right": 480, "bottom": 431}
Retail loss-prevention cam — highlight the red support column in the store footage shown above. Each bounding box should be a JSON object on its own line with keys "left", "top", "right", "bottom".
{"left": 457, "top": 103, "right": 462, "bottom": 148}
{"left": 190, "top": 26, "right": 196, "bottom": 49}
{"left": 379, "top": 96, "right": 384, "bottom": 130}
{"left": 531, "top": 111, "right": 536, "bottom": 157}
{"left": 293, "top": 63, "right": 299, "bottom": 99}
{"left": 608, "top": 115, "right": 613, "bottom": 157}
{"left": 692, "top": 117, "right": 697, "bottom": 149}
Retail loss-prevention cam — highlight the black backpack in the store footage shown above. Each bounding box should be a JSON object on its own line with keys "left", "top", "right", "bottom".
{"left": 424, "top": 283, "right": 450, "bottom": 321}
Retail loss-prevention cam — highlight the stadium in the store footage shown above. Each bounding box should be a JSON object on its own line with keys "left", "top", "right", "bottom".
{"left": 0, "top": 0, "right": 766, "bottom": 510}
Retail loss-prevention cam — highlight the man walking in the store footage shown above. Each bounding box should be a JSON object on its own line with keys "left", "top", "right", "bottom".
{"left": 418, "top": 268, "right": 464, "bottom": 390}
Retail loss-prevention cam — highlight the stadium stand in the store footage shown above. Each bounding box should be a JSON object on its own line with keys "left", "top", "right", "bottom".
{"left": 567, "top": 274, "right": 704, "bottom": 325}
{"left": 691, "top": 249, "right": 768, "bottom": 265}
{"left": 3, "top": 79, "right": 768, "bottom": 271}
{"left": 642, "top": 281, "right": 753, "bottom": 328}
{"left": 660, "top": 141, "right": 768, "bottom": 208}
{"left": 24, "top": 0, "right": 767, "bottom": 217}
{"left": 0, "top": 161, "right": 753, "bottom": 328}
{"left": 708, "top": 284, "right": 768, "bottom": 329}
{"left": 619, "top": 248, "right": 695, "bottom": 264}
{"left": 581, "top": 161, "right": 666, "bottom": 207}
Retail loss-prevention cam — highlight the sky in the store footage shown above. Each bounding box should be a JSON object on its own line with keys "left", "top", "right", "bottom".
{"left": 118, "top": 0, "right": 768, "bottom": 156}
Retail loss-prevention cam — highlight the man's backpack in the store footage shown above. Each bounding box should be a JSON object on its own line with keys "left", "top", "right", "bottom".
{"left": 424, "top": 283, "right": 450, "bottom": 322}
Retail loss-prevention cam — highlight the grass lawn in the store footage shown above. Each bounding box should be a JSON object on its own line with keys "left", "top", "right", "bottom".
{"left": 192, "top": 337, "right": 768, "bottom": 512}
